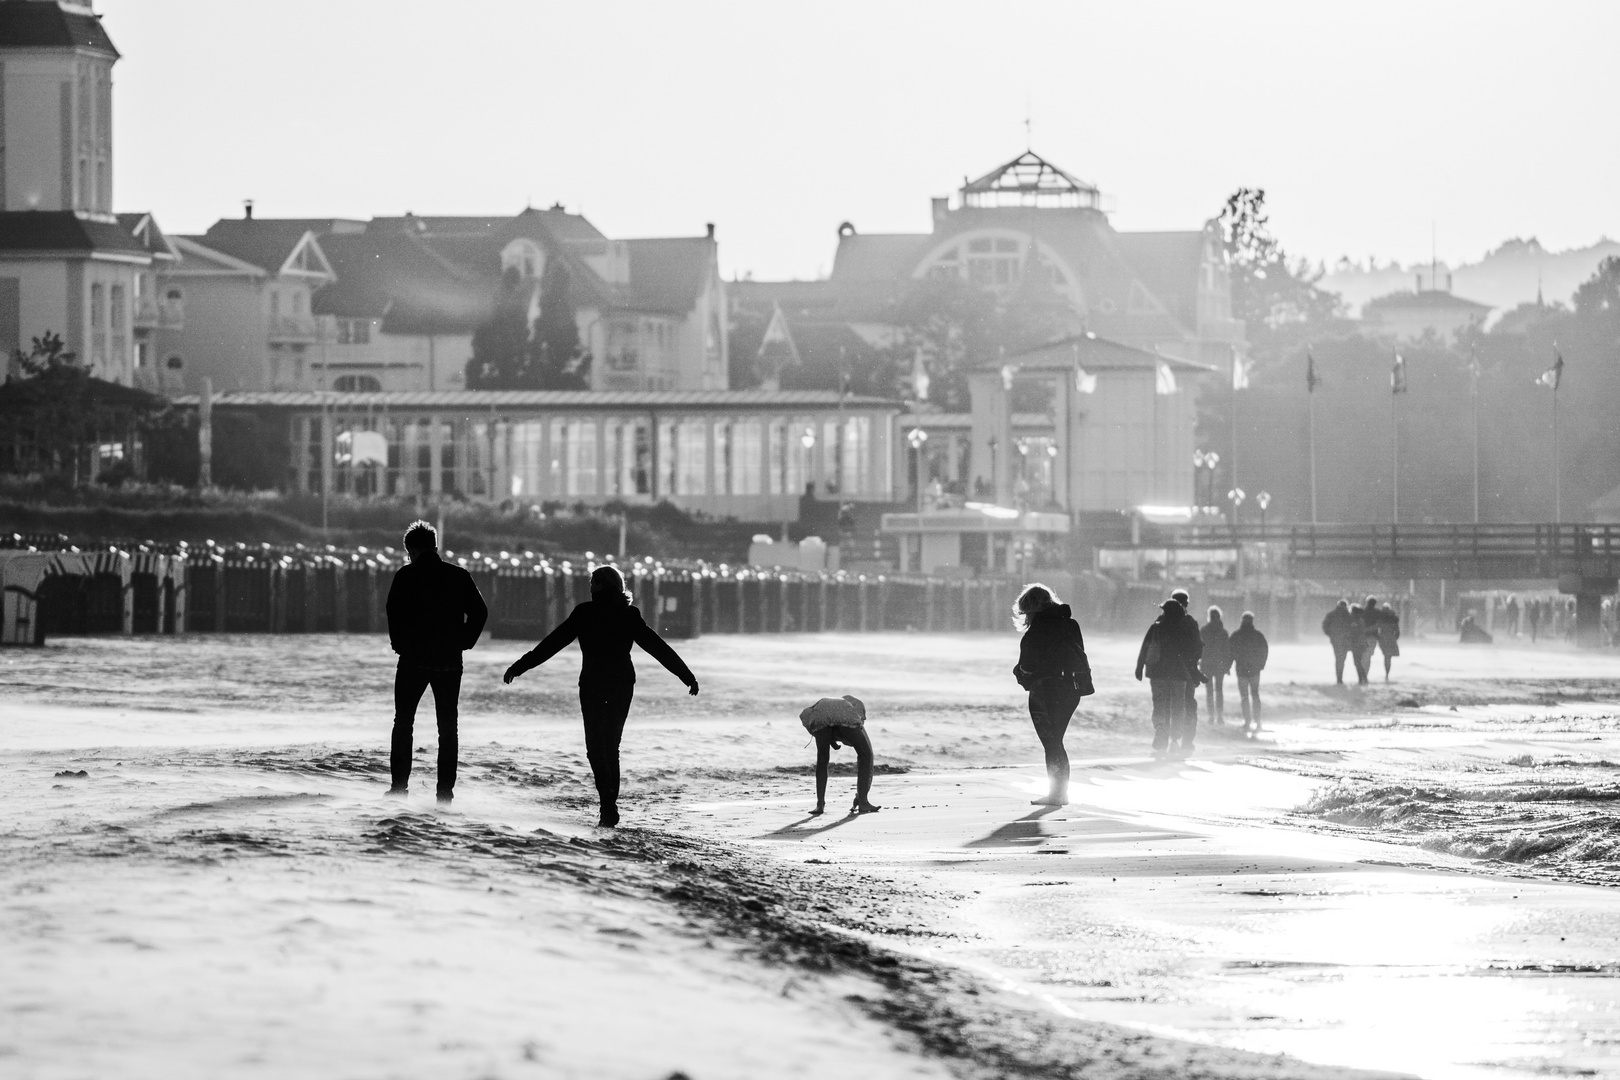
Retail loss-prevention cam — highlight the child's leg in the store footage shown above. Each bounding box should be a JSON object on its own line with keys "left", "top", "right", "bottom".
{"left": 812, "top": 731, "right": 832, "bottom": 813}
{"left": 846, "top": 727, "right": 879, "bottom": 812}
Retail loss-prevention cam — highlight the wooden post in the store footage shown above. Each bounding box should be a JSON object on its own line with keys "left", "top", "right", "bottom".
{"left": 213, "top": 557, "right": 227, "bottom": 633}
{"left": 367, "top": 564, "right": 380, "bottom": 632}
{"left": 924, "top": 579, "right": 936, "bottom": 633}
{"left": 333, "top": 562, "right": 349, "bottom": 633}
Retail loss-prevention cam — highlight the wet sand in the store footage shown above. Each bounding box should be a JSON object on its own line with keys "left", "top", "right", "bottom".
{"left": 3, "top": 630, "right": 1618, "bottom": 1078}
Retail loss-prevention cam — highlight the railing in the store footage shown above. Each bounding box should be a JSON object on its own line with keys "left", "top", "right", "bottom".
{"left": 268, "top": 315, "right": 319, "bottom": 341}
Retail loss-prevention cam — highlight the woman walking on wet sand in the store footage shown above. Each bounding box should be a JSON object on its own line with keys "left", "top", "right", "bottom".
{"left": 504, "top": 565, "right": 698, "bottom": 827}
{"left": 1012, "top": 583, "right": 1094, "bottom": 806}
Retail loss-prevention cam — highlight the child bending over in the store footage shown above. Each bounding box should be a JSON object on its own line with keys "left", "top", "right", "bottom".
{"left": 799, "top": 695, "right": 881, "bottom": 816}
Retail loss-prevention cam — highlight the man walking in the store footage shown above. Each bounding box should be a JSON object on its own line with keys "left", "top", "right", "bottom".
{"left": 1169, "top": 589, "right": 1204, "bottom": 734}
{"left": 1228, "top": 611, "right": 1269, "bottom": 738}
{"left": 1322, "top": 599, "right": 1354, "bottom": 684}
{"left": 386, "top": 520, "right": 488, "bottom": 803}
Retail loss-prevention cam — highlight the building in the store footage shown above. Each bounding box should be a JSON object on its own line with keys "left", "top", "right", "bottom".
{"left": 189, "top": 389, "right": 900, "bottom": 522}
{"left": 153, "top": 208, "right": 729, "bottom": 395}
{"left": 0, "top": 0, "right": 165, "bottom": 385}
{"left": 1360, "top": 263, "right": 1492, "bottom": 343}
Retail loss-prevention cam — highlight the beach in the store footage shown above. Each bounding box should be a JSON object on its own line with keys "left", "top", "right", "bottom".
{"left": 3, "top": 629, "right": 1619, "bottom": 1078}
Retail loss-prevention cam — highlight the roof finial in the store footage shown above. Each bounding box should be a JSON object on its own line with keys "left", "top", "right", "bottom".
{"left": 1024, "top": 99, "right": 1032, "bottom": 150}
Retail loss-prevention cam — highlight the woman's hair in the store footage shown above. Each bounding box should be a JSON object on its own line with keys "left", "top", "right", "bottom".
{"left": 590, "top": 565, "right": 633, "bottom": 605}
{"left": 1011, "top": 582, "right": 1057, "bottom": 631}
{"left": 1207, "top": 605, "right": 1222, "bottom": 621}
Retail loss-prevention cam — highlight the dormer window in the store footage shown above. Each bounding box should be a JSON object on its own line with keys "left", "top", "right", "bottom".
{"left": 502, "top": 239, "right": 545, "bottom": 279}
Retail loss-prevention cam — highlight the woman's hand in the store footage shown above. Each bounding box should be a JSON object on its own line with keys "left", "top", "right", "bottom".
{"left": 503, "top": 663, "right": 522, "bottom": 685}
{"left": 1134, "top": 667, "right": 1144, "bottom": 682}
{"left": 688, "top": 680, "right": 700, "bottom": 697}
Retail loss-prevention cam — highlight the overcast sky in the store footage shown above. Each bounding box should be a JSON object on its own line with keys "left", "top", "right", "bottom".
{"left": 102, "top": 0, "right": 1619, "bottom": 281}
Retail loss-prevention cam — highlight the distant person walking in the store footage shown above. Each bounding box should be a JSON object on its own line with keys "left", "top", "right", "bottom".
{"left": 1505, "top": 595, "right": 1521, "bottom": 638}
{"left": 503, "top": 565, "right": 697, "bottom": 827}
{"left": 1347, "top": 603, "right": 1374, "bottom": 685}
{"left": 1199, "top": 606, "right": 1232, "bottom": 724}
{"left": 1529, "top": 599, "right": 1543, "bottom": 642}
{"left": 1012, "top": 583, "right": 1093, "bottom": 806}
{"left": 1366, "top": 596, "right": 1401, "bottom": 681}
{"left": 1228, "top": 611, "right": 1269, "bottom": 738}
{"left": 1170, "top": 589, "right": 1203, "bottom": 729}
{"left": 385, "top": 520, "right": 489, "bottom": 804}
{"left": 1322, "top": 600, "right": 1354, "bottom": 684}
{"left": 1136, "top": 598, "right": 1203, "bottom": 758}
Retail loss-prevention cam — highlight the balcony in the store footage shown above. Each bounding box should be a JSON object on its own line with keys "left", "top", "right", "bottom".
{"left": 269, "top": 314, "right": 319, "bottom": 342}
{"left": 134, "top": 298, "right": 184, "bottom": 330}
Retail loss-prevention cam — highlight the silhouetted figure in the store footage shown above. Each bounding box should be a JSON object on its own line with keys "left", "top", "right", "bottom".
{"left": 1366, "top": 596, "right": 1401, "bottom": 681}
{"left": 799, "top": 695, "right": 879, "bottom": 815}
{"left": 1229, "top": 611, "right": 1269, "bottom": 737}
{"left": 1170, "top": 589, "right": 1204, "bottom": 730}
{"left": 385, "top": 520, "right": 489, "bottom": 804}
{"left": 1505, "top": 594, "right": 1521, "bottom": 638}
{"left": 1459, "top": 611, "right": 1493, "bottom": 644}
{"left": 1347, "top": 603, "right": 1374, "bottom": 685}
{"left": 1322, "top": 600, "right": 1354, "bottom": 684}
{"left": 1137, "top": 598, "right": 1202, "bottom": 758}
{"left": 1199, "top": 605, "right": 1232, "bottom": 724}
{"left": 1012, "top": 583, "right": 1093, "bottom": 804}
{"left": 503, "top": 565, "right": 697, "bottom": 827}
{"left": 1529, "top": 599, "right": 1543, "bottom": 642}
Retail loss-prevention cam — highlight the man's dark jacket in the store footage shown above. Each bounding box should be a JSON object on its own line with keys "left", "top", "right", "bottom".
{"left": 1137, "top": 609, "right": 1202, "bottom": 681}
{"left": 386, "top": 552, "right": 489, "bottom": 669}
{"left": 509, "top": 598, "right": 695, "bottom": 688}
{"left": 1014, "top": 603, "right": 1091, "bottom": 692}
{"left": 1322, "top": 603, "right": 1353, "bottom": 645}
{"left": 1229, "top": 623, "right": 1269, "bottom": 678}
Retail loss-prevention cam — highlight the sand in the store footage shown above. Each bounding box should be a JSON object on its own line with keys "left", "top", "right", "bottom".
{"left": 3, "top": 628, "right": 1619, "bottom": 1078}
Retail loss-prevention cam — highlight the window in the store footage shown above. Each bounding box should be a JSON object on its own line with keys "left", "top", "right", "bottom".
{"left": 270, "top": 292, "right": 280, "bottom": 318}
{"left": 336, "top": 319, "right": 371, "bottom": 345}
{"left": 292, "top": 292, "right": 305, "bottom": 315}
{"left": 166, "top": 289, "right": 183, "bottom": 302}
{"left": 165, "top": 355, "right": 183, "bottom": 370}
{"left": 90, "top": 283, "right": 104, "bottom": 328}
{"left": 508, "top": 420, "right": 544, "bottom": 498}
{"left": 565, "top": 420, "right": 598, "bottom": 496}
{"left": 109, "top": 285, "right": 124, "bottom": 330}
{"left": 732, "top": 420, "right": 762, "bottom": 495}
{"left": 332, "top": 375, "right": 382, "bottom": 392}
{"left": 677, "top": 420, "right": 707, "bottom": 495}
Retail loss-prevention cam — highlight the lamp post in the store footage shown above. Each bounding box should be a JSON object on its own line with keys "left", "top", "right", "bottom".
{"left": 907, "top": 427, "right": 929, "bottom": 517}
{"left": 1193, "top": 449, "right": 1205, "bottom": 508}
{"left": 1256, "top": 490, "right": 1271, "bottom": 533}
{"left": 1227, "top": 486, "right": 1246, "bottom": 540}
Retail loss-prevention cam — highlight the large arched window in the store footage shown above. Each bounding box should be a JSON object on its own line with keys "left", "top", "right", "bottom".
{"left": 501, "top": 238, "right": 545, "bottom": 279}
{"left": 913, "top": 230, "right": 1086, "bottom": 309}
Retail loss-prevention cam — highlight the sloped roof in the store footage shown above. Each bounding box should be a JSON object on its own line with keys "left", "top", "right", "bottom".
{"left": 175, "top": 389, "right": 902, "bottom": 411}
{"left": 116, "top": 212, "right": 180, "bottom": 261}
{"left": 622, "top": 237, "right": 713, "bottom": 314}
{"left": 961, "top": 151, "right": 1101, "bottom": 209}
{"left": 368, "top": 206, "right": 605, "bottom": 243}
{"left": 1364, "top": 289, "right": 1492, "bottom": 314}
{"left": 200, "top": 219, "right": 325, "bottom": 274}
{"left": 0, "top": 1, "right": 118, "bottom": 57}
{"left": 1115, "top": 230, "right": 1206, "bottom": 330}
{"left": 830, "top": 233, "right": 932, "bottom": 283}
{"left": 170, "top": 236, "right": 268, "bottom": 276}
{"left": 994, "top": 332, "right": 1215, "bottom": 373}
{"left": 0, "top": 211, "right": 146, "bottom": 255}
{"left": 313, "top": 230, "right": 493, "bottom": 333}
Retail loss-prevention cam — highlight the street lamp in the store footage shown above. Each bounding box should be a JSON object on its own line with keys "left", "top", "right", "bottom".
{"left": 907, "top": 427, "right": 929, "bottom": 516}
{"left": 1227, "top": 486, "right": 1246, "bottom": 538}
{"left": 800, "top": 427, "right": 816, "bottom": 497}
{"left": 1256, "top": 490, "right": 1271, "bottom": 532}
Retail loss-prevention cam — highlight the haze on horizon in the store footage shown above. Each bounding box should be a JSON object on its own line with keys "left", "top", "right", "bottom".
{"left": 103, "top": 0, "right": 1619, "bottom": 283}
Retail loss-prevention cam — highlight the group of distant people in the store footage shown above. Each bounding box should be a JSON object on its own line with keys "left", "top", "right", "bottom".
{"left": 1321, "top": 596, "right": 1401, "bottom": 684}
{"left": 1130, "top": 591, "right": 1269, "bottom": 758}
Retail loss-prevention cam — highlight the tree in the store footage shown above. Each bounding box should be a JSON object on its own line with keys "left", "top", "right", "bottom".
{"left": 465, "top": 268, "right": 532, "bottom": 389}
{"left": 464, "top": 262, "right": 592, "bottom": 390}
{"left": 532, "top": 258, "right": 590, "bottom": 389}
{"left": 1219, "top": 188, "right": 1342, "bottom": 338}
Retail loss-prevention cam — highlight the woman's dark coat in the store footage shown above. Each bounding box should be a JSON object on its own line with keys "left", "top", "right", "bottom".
{"left": 1199, "top": 618, "right": 1233, "bottom": 677}
{"left": 509, "top": 598, "right": 695, "bottom": 688}
{"left": 1014, "top": 603, "right": 1091, "bottom": 692}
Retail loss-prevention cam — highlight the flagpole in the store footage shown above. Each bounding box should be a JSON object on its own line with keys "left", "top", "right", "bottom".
{"left": 1391, "top": 376, "right": 1399, "bottom": 525}
{"left": 1308, "top": 388, "right": 1318, "bottom": 525}
{"left": 1471, "top": 357, "right": 1480, "bottom": 524}
{"left": 1230, "top": 348, "right": 1239, "bottom": 531}
{"left": 1553, "top": 382, "right": 1561, "bottom": 524}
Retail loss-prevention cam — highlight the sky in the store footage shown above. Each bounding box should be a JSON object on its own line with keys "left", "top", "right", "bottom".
{"left": 102, "top": 0, "right": 1620, "bottom": 282}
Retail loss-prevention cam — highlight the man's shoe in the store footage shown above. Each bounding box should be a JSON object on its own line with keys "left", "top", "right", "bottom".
{"left": 385, "top": 785, "right": 408, "bottom": 798}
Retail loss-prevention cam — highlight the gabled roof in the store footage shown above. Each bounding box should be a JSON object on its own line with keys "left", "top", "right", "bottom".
{"left": 0, "top": 1, "right": 118, "bottom": 57}
{"left": 314, "top": 229, "right": 493, "bottom": 334}
{"left": 170, "top": 236, "right": 268, "bottom": 277}
{"left": 368, "top": 206, "right": 605, "bottom": 244}
{"left": 961, "top": 151, "right": 1101, "bottom": 210}
{"left": 831, "top": 232, "right": 932, "bottom": 283}
{"left": 176, "top": 389, "right": 902, "bottom": 411}
{"left": 116, "top": 212, "right": 181, "bottom": 262}
{"left": 0, "top": 211, "right": 147, "bottom": 255}
{"left": 993, "top": 332, "right": 1215, "bottom": 373}
{"left": 199, "top": 219, "right": 334, "bottom": 278}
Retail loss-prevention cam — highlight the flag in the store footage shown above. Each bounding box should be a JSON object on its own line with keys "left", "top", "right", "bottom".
{"left": 1306, "top": 348, "right": 1320, "bottom": 392}
{"left": 911, "top": 347, "right": 930, "bottom": 402}
{"left": 1154, "top": 362, "right": 1177, "bottom": 395}
{"left": 1535, "top": 347, "right": 1564, "bottom": 390}
{"left": 1391, "top": 353, "right": 1408, "bottom": 394}
{"left": 1075, "top": 365, "right": 1098, "bottom": 394}
{"left": 1230, "top": 346, "right": 1250, "bottom": 391}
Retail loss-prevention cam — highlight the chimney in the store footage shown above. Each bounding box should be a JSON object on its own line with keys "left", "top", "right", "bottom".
{"left": 706, "top": 222, "right": 715, "bottom": 241}
{"left": 243, "top": 199, "right": 254, "bottom": 220}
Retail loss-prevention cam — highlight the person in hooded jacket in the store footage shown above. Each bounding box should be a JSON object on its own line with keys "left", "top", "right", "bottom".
{"left": 1199, "top": 606, "right": 1233, "bottom": 725}
{"left": 1366, "top": 596, "right": 1401, "bottom": 681}
{"left": 1170, "top": 589, "right": 1204, "bottom": 729}
{"left": 1228, "top": 611, "right": 1269, "bottom": 737}
{"left": 1012, "top": 583, "right": 1092, "bottom": 806}
{"left": 504, "top": 565, "right": 698, "bottom": 827}
{"left": 1136, "top": 598, "right": 1203, "bottom": 757}
{"left": 1347, "top": 602, "right": 1373, "bottom": 685}
{"left": 1322, "top": 599, "right": 1354, "bottom": 684}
